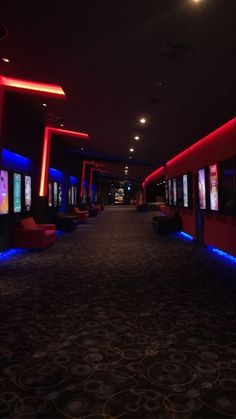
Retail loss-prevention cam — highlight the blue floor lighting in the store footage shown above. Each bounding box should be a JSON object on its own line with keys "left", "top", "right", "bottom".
{"left": 177, "top": 231, "right": 194, "bottom": 241}
{"left": 0, "top": 248, "right": 26, "bottom": 262}
{"left": 208, "top": 246, "right": 236, "bottom": 264}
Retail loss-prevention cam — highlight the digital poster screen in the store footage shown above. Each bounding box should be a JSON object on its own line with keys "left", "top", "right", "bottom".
{"left": 14, "top": 173, "right": 22, "bottom": 213}
{"left": 0, "top": 170, "right": 9, "bottom": 215}
{"left": 25, "top": 175, "right": 31, "bottom": 211}
{"left": 209, "top": 164, "right": 219, "bottom": 211}
{"left": 168, "top": 180, "right": 172, "bottom": 205}
{"left": 48, "top": 181, "right": 53, "bottom": 207}
{"left": 183, "top": 174, "right": 188, "bottom": 207}
{"left": 53, "top": 182, "right": 58, "bottom": 207}
{"left": 173, "top": 178, "right": 177, "bottom": 206}
{"left": 58, "top": 183, "right": 62, "bottom": 206}
{"left": 198, "top": 168, "right": 206, "bottom": 209}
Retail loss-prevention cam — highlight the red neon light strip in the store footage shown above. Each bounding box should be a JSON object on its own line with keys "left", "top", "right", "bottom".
{"left": 39, "top": 127, "right": 89, "bottom": 197}
{"left": 0, "top": 75, "right": 65, "bottom": 96}
{"left": 80, "top": 161, "right": 106, "bottom": 199}
{"left": 166, "top": 117, "right": 236, "bottom": 168}
{"left": 39, "top": 127, "right": 51, "bottom": 196}
{"left": 142, "top": 166, "right": 165, "bottom": 188}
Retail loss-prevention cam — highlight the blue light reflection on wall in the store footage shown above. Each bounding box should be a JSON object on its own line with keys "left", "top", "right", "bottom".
{"left": 208, "top": 246, "right": 236, "bottom": 264}
{"left": 2, "top": 149, "right": 32, "bottom": 173}
{"left": 69, "top": 176, "right": 77, "bottom": 185}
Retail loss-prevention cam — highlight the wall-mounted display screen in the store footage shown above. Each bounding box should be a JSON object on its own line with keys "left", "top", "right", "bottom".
{"left": 48, "top": 181, "right": 53, "bottom": 207}
{"left": 198, "top": 168, "right": 206, "bottom": 210}
{"left": 173, "top": 178, "right": 177, "bottom": 206}
{"left": 183, "top": 174, "right": 188, "bottom": 207}
{"left": 115, "top": 188, "right": 124, "bottom": 204}
{"left": 209, "top": 164, "right": 219, "bottom": 211}
{"left": 168, "top": 179, "right": 172, "bottom": 205}
{"left": 58, "top": 183, "right": 62, "bottom": 207}
{"left": 0, "top": 170, "right": 9, "bottom": 215}
{"left": 25, "top": 175, "right": 32, "bottom": 211}
{"left": 53, "top": 182, "right": 58, "bottom": 207}
{"left": 176, "top": 176, "right": 183, "bottom": 206}
{"left": 220, "top": 158, "right": 236, "bottom": 215}
{"left": 14, "top": 173, "right": 22, "bottom": 213}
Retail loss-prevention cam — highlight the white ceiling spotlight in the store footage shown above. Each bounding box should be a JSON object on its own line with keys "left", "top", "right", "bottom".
{"left": 2, "top": 57, "right": 10, "bottom": 63}
{"left": 129, "top": 148, "right": 134, "bottom": 152}
{"left": 140, "top": 117, "right": 146, "bottom": 124}
{"left": 134, "top": 136, "right": 140, "bottom": 140}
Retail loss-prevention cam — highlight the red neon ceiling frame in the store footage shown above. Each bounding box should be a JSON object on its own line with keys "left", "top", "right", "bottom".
{"left": 39, "top": 127, "right": 89, "bottom": 197}
{"left": 89, "top": 166, "right": 107, "bottom": 198}
{"left": 80, "top": 161, "right": 106, "bottom": 198}
{"left": 0, "top": 75, "right": 65, "bottom": 98}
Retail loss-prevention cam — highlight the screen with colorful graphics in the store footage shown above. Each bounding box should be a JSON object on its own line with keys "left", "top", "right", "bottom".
{"left": 173, "top": 178, "right": 177, "bottom": 205}
{"left": 0, "top": 170, "right": 9, "bottom": 215}
{"left": 209, "top": 164, "right": 219, "bottom": 211}
{"left": 198, "top": 168, "right": 206, "bottom": 209}
{"left": 14, "top": 173, "right": 22, "bottom": 213}
{"left": 25, "top": 175, "right": 31, "bottom": 211}
{"left": 183, "top": 174, "right": 188, "bottom": 207}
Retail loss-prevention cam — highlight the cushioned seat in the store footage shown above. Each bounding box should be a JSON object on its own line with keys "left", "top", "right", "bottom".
{"left": 13, "top": 217, "right": 56, "bottom": 249}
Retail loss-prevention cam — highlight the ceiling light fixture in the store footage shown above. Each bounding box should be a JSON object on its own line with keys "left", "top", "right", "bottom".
{"left": 129, "top": 156, "right": 132, "bottom": 159}
{"left": 125, "top": 166, "right": 128, "bottom": 169}
{"left": 129, "top": 148, "right": 134, "bottom": 152}
{"left": 134, "top": 136, "right": 140, "bottom": 140}
{"left": 42, "top": 103, "right": 47, "bottom": 107}
{"left": 60, "top": 123, "right": 64, "bottom": 127}
{"left": 2, "top": 57, "right": 10, "bottom": 63}
{"left": 140, "top": 118, "right": 146, "bottom": 124}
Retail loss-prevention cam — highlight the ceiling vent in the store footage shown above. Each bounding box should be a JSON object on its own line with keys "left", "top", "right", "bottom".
{"left": 160, "top": 44, "right": 193, "bottom": 59}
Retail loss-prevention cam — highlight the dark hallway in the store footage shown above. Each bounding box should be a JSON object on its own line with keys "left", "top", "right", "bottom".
{"left": 0, "top": 206, "right": 236, "bottom": 418}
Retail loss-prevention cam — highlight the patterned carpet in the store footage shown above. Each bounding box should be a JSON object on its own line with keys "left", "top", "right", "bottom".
{"left": 0, "top": 206, "right": 236, "bottom": 419}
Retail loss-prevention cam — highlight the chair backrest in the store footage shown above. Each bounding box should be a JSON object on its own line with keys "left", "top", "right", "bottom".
{"left": 19, "top": 217, "right": 37, "bottom": 229}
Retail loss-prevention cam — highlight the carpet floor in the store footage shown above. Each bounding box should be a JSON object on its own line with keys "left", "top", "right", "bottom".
{"left": 0, "top": 206, "right": 236, "bottom": 419}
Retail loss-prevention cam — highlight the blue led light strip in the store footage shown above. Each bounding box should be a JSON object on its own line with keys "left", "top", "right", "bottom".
{"left": 208, "top": 246, "right": 236, "bottom": 264}
{"left": 0, "top": 248, "right": 26, "bottom": 262}
{"left": 178, "top": 231, "right": 194, "bottom": 240}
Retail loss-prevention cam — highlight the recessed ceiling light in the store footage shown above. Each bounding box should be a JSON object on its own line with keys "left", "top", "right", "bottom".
{"left": 140, "top": 118, "right": 146, "bottom": 124}
{"left": 125, "top": 166, "right": 128, "bottom": 169}
{"left": 60, "top": 123, "right": 64, "bottom": 127}
{"left": 81, "top": 147, "right": 84, "bottom": 151}
{"left": 129, "top": 156, "right": 132, "bottom": 159}
{"left": 134, "top": 136, "right": 140, "bottom": 140}
{"left": 42, "top": 103, "right": 47, "bottom": 107}
{"left": 129, "top": 148, "right": 134, "bottom": 152}
{"left": 2, "top": 57, "right": 10, "bottom": 63}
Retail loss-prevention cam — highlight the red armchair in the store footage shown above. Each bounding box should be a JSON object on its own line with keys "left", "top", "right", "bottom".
{"left": 71, "top": 206, "right": 89, "bottom": 223}
{"left": 13, "top": 217, "right": 56, "bottom": 249}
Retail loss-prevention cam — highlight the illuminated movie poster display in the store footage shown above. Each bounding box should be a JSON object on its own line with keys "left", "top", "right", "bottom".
{"left": 168, "top": 179, "right": 172, "bottom": 205}
{"left": 25, "top": 175, "right": 31, "bottom": 211}
{"left": 198, "top": 168, "right": 206, "bottom": 209}
{"left": 0, "top": 170, "right": 9, "bottom": 215}
{"left": 14, "top": 173, "right": 22, "bottom": 213}
{"left": 53, "top": 182, "right": 58, "bottom": 207}
{"left": 173, "top": 178, "right": 177, "bottom": 205}
{"left": 115, "top": 188, "right": 124, "bottom": 204}
{"left": 183, "top": 174, "right": 188, "bottom": 207}
{"left": 209, "top": 164, "right": 219, "bottom": 211}
{"left": 58, "top": 183, "right": 62, "bottom": 206}
{"left": 48, "top": 181, "right": 53, "bottom": 207}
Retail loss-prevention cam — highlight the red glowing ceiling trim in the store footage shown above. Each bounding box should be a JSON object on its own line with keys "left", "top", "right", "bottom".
{"left": 80, "top": 161, "right": 105, "bottom": 198}
{"left": 39, "top": 126, "right": 89, "bottom": 197}
{"left": 166, "top": 117, "right": 236, "bottom": 168}
{"left": 0, "top": 75, "right": 65, "bottom": 97}
{"left": 142, "top": 166, "right": 165, "bottom": 188}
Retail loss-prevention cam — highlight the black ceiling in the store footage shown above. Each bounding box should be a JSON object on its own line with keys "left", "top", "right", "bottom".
{"left": 1, "top": 0, "right": 236, "bottom": 183}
